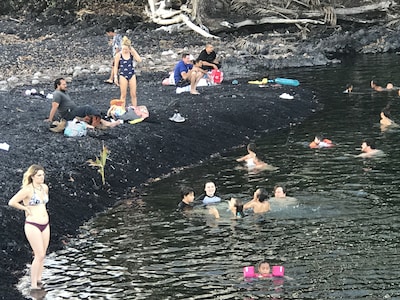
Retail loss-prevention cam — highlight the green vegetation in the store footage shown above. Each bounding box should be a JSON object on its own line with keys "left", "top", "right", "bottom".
{"left": 87, "top": 144, "right": 109, "bottom": 185}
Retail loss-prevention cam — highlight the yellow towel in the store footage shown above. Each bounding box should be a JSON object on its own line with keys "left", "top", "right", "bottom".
{"left": 248, "top": 78, "right": 268, "bottom": 85}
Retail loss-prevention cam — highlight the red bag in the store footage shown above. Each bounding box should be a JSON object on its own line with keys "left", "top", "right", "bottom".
{"left": 210, "top": 70, "right": 223, "bottom": 84}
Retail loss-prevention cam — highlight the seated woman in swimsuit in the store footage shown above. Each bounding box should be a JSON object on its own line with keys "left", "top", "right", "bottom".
{"left": 113, "top": 36, "right": 142, "bottom": 107}
{"left": 8, "top": 164, "right": 50, "bottom": 291}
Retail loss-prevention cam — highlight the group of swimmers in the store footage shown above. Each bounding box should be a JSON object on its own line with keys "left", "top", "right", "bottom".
{"left": 177, "top": 178, "right": 292, "bottom": 218}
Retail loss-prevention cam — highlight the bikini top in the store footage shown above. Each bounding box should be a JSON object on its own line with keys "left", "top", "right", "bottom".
{"left": 28, "top": 186, "right": 49, "bottom": 206}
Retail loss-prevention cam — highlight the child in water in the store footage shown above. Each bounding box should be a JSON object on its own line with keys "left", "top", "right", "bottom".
{"left": 258, "top": 261, "right": 271, "bottom": 275}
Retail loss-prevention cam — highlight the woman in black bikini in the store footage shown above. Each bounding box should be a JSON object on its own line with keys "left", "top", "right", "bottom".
{"left": 8, "top": 164, "right": 50, "bottom": 291}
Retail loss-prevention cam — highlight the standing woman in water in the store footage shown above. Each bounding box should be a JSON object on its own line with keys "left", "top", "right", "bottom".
{"left": 8, "top": 165, "right": 50, "bottom": 290}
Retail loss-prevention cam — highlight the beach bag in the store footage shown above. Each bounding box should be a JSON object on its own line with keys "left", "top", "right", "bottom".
{"left": 210, "top": 69, "right": 223, "bottom": 84}
{"left": 64, "top": 119, "right": 87, "bottom": 137}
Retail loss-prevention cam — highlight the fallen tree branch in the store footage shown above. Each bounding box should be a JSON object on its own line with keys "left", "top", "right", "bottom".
{"left": 302, "top": 1, "right": 393, "bottom": 18}
{"left": 233, "top": 16, "right": 324, "bottom": 28}
{"left": 145, "top": 0, "right": 219, "bottom": 39}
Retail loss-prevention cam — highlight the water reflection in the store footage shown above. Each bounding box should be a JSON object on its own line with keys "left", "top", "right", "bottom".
{"left": 19, "top": 54, "right": 400, "bottom": 299}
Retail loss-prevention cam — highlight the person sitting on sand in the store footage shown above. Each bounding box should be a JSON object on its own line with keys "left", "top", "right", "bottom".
{"left": 380, "top": 108, "right": 398, "bottom": 131}
{"left": 196, "top": 44, "right": 221, "bottom": 71}
{"left": 44, "top": 78, "right": 121, "bottom": 128}
{"left": 309, "top": 136, "right": 334, "bottom": 149}
{"left": 243, "top": 188, "right": 270, "bottom": 214}
{"left": 177, "top": 186, "right": 195, "bottom": 211}
{"left": 208, "top": 197, "right": 244, "bottom": 219}
{"left": 357, "top": 139, "right": 383, "bottom": 158}
{"left": 236, "top": 143, "right": 271, "bottom": 170}
{"left": 370, "top": 80, "right": 396, "bottom": 92}
{"left": 173, "top": 53, "right": 203, "bottom": 95}
{"left": 201, "top": 181, "right": 221, "bottom": 205}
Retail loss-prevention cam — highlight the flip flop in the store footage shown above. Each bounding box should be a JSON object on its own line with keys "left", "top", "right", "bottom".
{"left": 104, "top": 79, "right": 113, "bottom": 84}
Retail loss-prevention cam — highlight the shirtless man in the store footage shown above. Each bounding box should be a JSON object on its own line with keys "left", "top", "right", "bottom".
{"left": 244, "top": 188, "right": 270, "bottom": 213}
{"left": 357, "top": 140, "right": 383, "bottom": 158}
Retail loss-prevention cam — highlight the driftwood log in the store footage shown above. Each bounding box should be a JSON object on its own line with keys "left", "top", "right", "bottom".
{"left": 145, "top": 0, "right": 398, "bottom": 37}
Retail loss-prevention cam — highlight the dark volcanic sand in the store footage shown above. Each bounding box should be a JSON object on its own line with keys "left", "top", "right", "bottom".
{"left": 0, "top": 71, "right": 319, "bottom": 299}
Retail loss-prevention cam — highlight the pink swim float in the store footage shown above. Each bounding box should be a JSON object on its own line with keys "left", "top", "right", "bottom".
{"left": 243, "top": 265, "right": 285, "bottom": 278}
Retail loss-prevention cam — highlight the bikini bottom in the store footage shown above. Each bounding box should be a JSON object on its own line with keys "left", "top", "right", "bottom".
{"left": 25, "top": 221, "right": 49, "bottom": 232}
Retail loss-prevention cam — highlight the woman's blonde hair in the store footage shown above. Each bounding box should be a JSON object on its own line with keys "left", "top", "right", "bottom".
{"left": 121, "top": 36, "right": 131, "bottom": 47}
{"left": 22, "top": 164, "right": 44, "bottom": 187}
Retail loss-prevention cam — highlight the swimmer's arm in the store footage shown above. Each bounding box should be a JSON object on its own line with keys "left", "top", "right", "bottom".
{"left": 236, "top": 154, "right": 251, "bottom": 162}
{"left": 208, "top": 206, "right": 220, "bottom": 218}
{"left": 243, "top": 201, "right": 254, "bottom": 210}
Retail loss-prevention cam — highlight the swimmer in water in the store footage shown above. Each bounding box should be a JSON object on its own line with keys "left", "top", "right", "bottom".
{"left": 309, "top": 136, "right": 334, "bottom": 149}
{"left": 273, "top": 185, "right": 286, "bottom": 198}
{"left": 202, "top": 181, "right": 221, "bottom": 205}
{"left": 236, "top": 143, "right": 272, "bottom": 170}
{"left": 208, "top": 197, "right": 244, "bottom": 219}
{"left": 370, "top": 80, "right": 397, "bottom": 92}
{"left": 244, "top": 188, "right": 270, "bottom": 213}
{"left": 177, "top": 186, "right": 195, "bottom": 211}
{"left": 257, "top": 261, "right": 271, "bottom": 275}
{"left": 357, "top": 139, "right": 383, "bottom": 158}
{"left": 380, "top": 108, "right": 399, "bottom": 131}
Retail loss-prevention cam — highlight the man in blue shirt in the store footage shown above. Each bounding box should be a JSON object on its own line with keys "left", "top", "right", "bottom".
{"left": 173, "top": 53, "right": 203, "bottom": 95}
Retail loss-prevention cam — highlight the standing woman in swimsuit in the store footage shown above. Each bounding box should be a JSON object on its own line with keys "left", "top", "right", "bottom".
{"left": 8, "top": 164, "right": 50, "bottom": 290}
{"left": 113, "top": 36, "right": 142, "bottom": 107}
